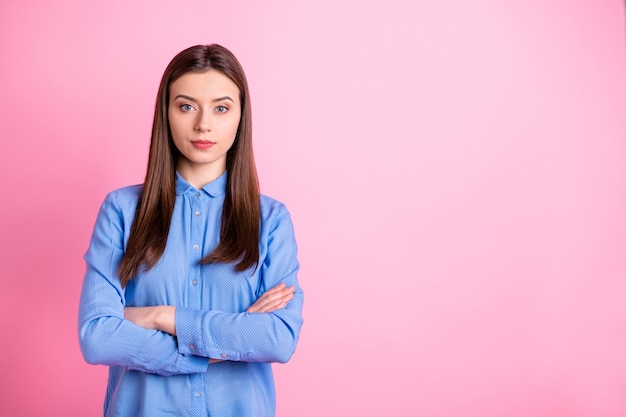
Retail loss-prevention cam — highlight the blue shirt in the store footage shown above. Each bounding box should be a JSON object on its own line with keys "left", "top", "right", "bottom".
{"left": 78, "top": 172, "right": 304, "bottom": 417}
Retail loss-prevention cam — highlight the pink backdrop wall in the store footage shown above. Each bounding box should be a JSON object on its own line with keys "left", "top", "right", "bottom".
{"left": 1, "top": 1, "right": 625, "bottom": 416}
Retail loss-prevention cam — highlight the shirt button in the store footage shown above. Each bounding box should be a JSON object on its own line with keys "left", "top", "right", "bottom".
{"left": 195, "top": 211, "right": 200, "bottom": 216}
{"left": 193, "top": 244, "right": 199, "bottom": 250}
{"left": 195, "top": 193, "right": 200, "bottom": 197}
{"left": 195, "top": 391, "right": 202, "bottom": 397}
{"left": 221, "top": 353, "right": 228, "bottom": 359}
{"left": 192, "top": 279, "right": 197, "bottom": 286}
{"left": 189, "top": 344, "right": 195, "bottom": 350}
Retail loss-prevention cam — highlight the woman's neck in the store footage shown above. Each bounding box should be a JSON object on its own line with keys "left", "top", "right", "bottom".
{"left": 176, "top": 161, "right": 226, "bottom": 189}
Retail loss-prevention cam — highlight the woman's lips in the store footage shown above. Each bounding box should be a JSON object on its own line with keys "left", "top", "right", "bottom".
{"left": 191, "top": 140, "right": 216, "bottom": 150}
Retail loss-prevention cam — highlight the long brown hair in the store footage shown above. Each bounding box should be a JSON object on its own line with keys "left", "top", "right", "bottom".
{"left": 118, "top": 44, "right": 260, "bottom": 287}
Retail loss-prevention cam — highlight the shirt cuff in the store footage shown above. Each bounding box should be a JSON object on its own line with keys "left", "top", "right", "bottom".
{"left": 175, "top": 306, "right": 248, "bottom": 362}
{"left": 176, "top": 306, "right": 203, "bottom": 356}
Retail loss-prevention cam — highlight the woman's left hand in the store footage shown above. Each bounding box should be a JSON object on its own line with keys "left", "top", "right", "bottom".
{"left": 124, "top": 306, "right": 177, "bottom": 336}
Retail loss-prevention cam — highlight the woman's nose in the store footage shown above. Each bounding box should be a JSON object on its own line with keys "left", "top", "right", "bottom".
{"left": 194, "top": 110, "right": 212, "bottom": 132}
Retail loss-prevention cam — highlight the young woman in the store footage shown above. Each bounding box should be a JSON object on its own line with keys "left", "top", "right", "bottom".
{"left": 78, "top": 44, "right": 304, "bottom": 417}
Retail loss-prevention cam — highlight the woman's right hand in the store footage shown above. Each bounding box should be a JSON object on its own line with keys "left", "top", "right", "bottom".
{"left": 208, "top": 283, "right": 295, "bottom": 364}
{"left": 246, "top": 282, "right": 295, "bottom": 313}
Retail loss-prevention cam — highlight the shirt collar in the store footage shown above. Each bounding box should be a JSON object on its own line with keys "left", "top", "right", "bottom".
{"left": 175, "top": 171, "right": 227, "bottom": 197}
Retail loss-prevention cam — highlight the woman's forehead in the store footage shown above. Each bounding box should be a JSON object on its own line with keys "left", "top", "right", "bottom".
{"left": 170, "top": 70, "right": 240, "bottom": 101}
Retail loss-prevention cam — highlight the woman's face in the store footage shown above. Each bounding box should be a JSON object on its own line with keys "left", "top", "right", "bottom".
{"left": 168, "top": 70, "right": 241, "bottom": 183}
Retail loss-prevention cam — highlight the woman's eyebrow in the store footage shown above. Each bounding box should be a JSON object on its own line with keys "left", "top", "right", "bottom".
{"left": 212, "top": 96, "right": 235, "bottom": 103}
{"left": 172, "top": 94, "right": 197, "bottom": 102}
{"left": 172, "top": 94, "right": 235, "bottom": 103}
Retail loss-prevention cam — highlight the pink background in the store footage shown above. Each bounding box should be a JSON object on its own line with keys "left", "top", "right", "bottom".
{"left": 1, "top": 1, "right": 625, "bottom": 416}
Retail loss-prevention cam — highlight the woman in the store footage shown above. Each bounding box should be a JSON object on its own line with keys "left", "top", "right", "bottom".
{"left": 78, "top": 44, "right": 304, "bottom": 417}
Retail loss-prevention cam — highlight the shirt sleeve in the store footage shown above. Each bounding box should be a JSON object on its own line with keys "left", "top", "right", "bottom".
{"left": 77, "top": 191, "right": 209, "bottom": 376}
{"left": 175, "top": 204, "right": 304, "bottom": 363}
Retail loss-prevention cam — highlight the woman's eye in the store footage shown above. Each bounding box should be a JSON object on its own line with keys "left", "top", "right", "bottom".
{"left": 180, "top": 104, "right": 195, "bottom": 112}
{"left": 215, "top": 105, "right": 228, "bottom": 113}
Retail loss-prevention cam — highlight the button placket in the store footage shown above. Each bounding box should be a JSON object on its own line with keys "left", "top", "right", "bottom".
{"left": 185, "top": 194, "right": 207, "bottom": 414}
{"left": 190, "top": 192, "right": 203, "bottom": 256}
{"left": 188, "top": 191, "right": 204, "bottom": 298}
